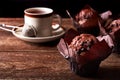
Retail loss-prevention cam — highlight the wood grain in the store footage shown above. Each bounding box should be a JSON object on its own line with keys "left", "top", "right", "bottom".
{"left": 0, "top": 18, "right": 119, "bottom": 80}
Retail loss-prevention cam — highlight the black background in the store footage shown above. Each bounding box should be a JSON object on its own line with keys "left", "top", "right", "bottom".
{"left": 0, "top": 0, "right": 120, "bottom": 18}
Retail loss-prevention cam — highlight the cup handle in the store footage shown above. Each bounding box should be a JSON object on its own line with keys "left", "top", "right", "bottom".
{"left": 52, "top": 14, "right": 62, "bottom": 30}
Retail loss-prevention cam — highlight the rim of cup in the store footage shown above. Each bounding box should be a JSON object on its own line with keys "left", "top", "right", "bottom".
{"left": 24, "top": 7, "right": 53, "bottom": 15}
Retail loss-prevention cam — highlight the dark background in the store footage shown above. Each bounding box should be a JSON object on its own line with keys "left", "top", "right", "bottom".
{"left": 0, "top": 0, "right": 120, "bottom": 18}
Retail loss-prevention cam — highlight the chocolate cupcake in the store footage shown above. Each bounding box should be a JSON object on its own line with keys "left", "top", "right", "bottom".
{"left": 57, "top": 29, "right": 112, "bottom": 77}
{"left": 106, "top": 19, "right": 120, "bottom": 54}
{"left": 73, "top": 5, "right": 103, "bottom": 36}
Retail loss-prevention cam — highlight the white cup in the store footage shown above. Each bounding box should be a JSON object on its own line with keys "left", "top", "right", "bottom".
{"left": 22, "top": 7, "right": 62, "bottom": 37}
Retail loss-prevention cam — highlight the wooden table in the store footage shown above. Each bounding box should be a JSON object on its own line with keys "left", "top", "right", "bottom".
{"left": 0, "top": 18, "right": 120, "bottom": 80}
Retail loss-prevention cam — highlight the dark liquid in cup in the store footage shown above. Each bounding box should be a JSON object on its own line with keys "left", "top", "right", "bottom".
{"left": 25, "top": 8, "right": 52, "bottom": 17}
{"left": 28, "top": 9, "right": 46, "bottom": 14}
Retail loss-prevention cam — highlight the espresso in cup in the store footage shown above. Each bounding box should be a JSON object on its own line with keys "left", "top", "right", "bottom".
{"left": 22, "top": 7, "right": 62, "bottom": 37}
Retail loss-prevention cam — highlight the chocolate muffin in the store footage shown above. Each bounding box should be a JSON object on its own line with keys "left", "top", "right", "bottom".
{"left": 68, "top": 33, "right": 111, "bottom": 76}
{"left": 68, "top": 34, "right": 99, "bottom": 76}
{"left": 57, "top": 29, "right": 112, "bottom": 77}
{"left": 106, "top": 19, "right": 120, "bottom": 54}
{"left": 74, "top": 5, "right": 102, "bottom": 36}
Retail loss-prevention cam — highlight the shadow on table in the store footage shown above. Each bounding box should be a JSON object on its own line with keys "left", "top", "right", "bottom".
{"left": 96, "top": 67, "right": 120, "bottom": 80}
{"left": 25, "top": 38, "right": 61, "bottom": 47}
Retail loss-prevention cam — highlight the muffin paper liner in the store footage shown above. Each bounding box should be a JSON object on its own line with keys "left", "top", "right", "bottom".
{"left": 57, "top": 29, "right": 112, "bottom": 76}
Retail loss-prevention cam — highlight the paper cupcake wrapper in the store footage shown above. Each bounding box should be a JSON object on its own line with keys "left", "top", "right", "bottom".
{"left": 57, "top": 29, "right": 112, "bottom": 76}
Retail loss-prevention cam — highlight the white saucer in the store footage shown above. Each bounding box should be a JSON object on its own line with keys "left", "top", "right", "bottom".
{"left": 12, "top": 27, "right": 65, "bottom": 43}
